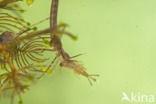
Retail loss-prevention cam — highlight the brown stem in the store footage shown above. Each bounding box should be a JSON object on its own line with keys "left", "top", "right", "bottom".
{"left": 0, "top": 44, "right": 16, "bottom": 72}
{"left": 19, "top": 28, "right": 51, "bottom": 41}
{"left": 50, "top": 0, "right": 59, "bottom": 29}
{"left": 50, "top": 0, "right": 59, "bottom": 39}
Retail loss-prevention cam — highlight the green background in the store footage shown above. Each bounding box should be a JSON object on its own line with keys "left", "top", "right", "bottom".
{"left": 1, "top": 0, "right": 156, "bottom": 104}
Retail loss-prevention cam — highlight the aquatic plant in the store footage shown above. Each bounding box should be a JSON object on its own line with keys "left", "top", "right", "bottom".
{"left": 0, "top": 0, "right": 25, "bottom": 15}
{"left": 0, "top": 0, "right": 99, "bottom": 103}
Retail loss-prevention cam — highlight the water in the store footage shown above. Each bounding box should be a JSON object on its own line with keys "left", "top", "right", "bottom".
{"left": 1, "top": 0, "right": 156, "bottom": 104}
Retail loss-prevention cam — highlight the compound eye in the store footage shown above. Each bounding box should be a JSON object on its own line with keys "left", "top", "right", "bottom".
{"left": 0, "top": 31, "right": 15, "bottom": 46}
{"left": 59, "top": 63, "right": 63, "bottom": 66}
{"left": 0, "top": 37, "right": 3, "bottom": 42}
{"left": 0, "top": 31, "right": 7, "bottom": 43}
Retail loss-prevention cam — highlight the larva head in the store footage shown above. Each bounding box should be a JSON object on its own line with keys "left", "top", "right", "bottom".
{"left": 0, "top": 31, "right": 16, "bottom": 46}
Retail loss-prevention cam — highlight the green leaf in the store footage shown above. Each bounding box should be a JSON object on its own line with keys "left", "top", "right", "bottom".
{"left": 20, "top": 9, "right": 25, "bottom": 13}
{"left": 58, "top": 22, "right": 68, "bottom": 27}
{"left": 13, "top": 4, "right": 19, "bottom": 8}
{"left": 26, "top": 22, "right": 31, "bottom": 26}
{"left": 40, "top": 67, "right": 47, "bottom": 71}
{"left": 25, "top": 0, "right": 34, "bottom": 6}
{"left": 45, "top": 45, "right": 51, "bottom": 49}
{"left": 42, "top": 38, "right": 49, "bottom": 44}
{"left": 18, "top": 100, "right": 23, "bottom": 104}
{"left": 69, "top": 34, "right": 78, "bottom": 40}
{"left": 32, "top": 26, "right": 37, "bottom": 31}
{"left": 46, "top": 69, "right": 53, "bottom": 75}
{"left": 65, "top": 32, "right": 78, "bottom": 41}
{"left": 24, "top": 77, "right": 33, "bottom": 83}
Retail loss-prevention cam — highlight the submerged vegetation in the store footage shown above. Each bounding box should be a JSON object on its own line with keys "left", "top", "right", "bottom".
{"left": 0, "top": 0, "right": 99, "bottom": 103}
